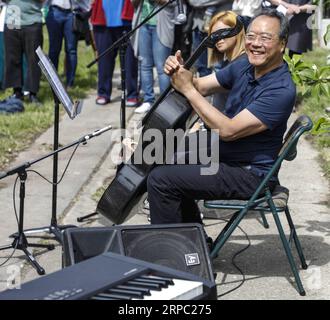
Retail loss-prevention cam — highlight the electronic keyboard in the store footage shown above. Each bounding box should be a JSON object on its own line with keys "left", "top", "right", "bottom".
{"left": 0, "top": 252, "right": 217, "bottom": 300}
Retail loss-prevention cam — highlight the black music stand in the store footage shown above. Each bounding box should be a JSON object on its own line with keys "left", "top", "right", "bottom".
{"left": 14, "top": 47, "right": 83, "bottom": 244}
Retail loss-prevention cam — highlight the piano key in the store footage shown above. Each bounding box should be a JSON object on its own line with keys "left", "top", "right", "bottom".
{"left": 107, "top": 288, "right": 144, "bottom": 298}
{"left": 134, "top": 277, "right": 170, "bottom": 287}
{"left": 127, "top": 280, "right": 162, "bottom": 291}
{"left": 116, "top": 285, "right": 151, "bottom": 296}
{"left": 134, "top": 279, "right": 203, "bottom": 300}
{"left": 93, "top": 292, "right": 133, "bottom": 300}
{"left": 140, "top": 275, "right": 174, "bottom": 285}
{"left": 90, "top": 295, "right": 119, "bottom": 300}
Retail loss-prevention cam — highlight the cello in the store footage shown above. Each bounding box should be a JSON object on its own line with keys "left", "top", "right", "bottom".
{"left": 96, "top": 17, "right": 244, "bottom": 224}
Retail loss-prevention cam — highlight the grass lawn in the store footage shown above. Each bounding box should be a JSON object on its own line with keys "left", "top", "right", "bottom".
{"left": 0, "top": 27, "right": 97, "bottom": 170}
{"left": 297, "top": 47, "right": 330, "bottom": 179}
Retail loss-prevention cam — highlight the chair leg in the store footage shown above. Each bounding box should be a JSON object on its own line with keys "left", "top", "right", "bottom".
{"left": 210, "top": 209, "right": 247, "bottom": 259}
{"left": 284, "top": 207, "right": 308, "bottom": 270}
{"left": 259, "top": 210, "right": 269, "bottom": 229}
{"left": 271, "top": 209, "right": 306, "bottom": 296}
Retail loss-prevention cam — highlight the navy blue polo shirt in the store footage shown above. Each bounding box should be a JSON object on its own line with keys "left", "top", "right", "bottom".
{"left": 215, "top": 55, "right": 296, "bottom": 177}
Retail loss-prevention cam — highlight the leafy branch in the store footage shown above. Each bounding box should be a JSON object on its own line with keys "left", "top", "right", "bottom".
{"left": 284, "top": 54, "right": 330, "bottom": 99}
{"left": 310, "top": 116, "right": 330, "bottom": 135}
{"left": 284, "top": 54, "right": 330, "bottom": 134}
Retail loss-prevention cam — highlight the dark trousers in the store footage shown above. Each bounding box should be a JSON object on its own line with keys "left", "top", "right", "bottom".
{"left": 147, "top": 162, "right": 271, "bottom": 224}
{"left": 46, "top": 6, "right": 78, "bottom": 87}
{"left": 93, "top": 25, "right": 138, "bottom": 100}
{"left": 4, "top": 23, "right": 43, "bottom": 94}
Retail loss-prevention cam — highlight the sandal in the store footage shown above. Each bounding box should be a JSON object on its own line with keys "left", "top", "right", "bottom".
{"left": 95, "top": 96, "right": 110, "bottom": 105}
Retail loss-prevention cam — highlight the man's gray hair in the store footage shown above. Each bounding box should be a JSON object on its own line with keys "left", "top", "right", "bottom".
{"left": 247, "top": 9, "right": 290, "bottom": 43}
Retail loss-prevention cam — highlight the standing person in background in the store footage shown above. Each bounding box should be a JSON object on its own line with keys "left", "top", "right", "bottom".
{"left": 132, "top": 0, "right": 176, "bottom": 114}
{"left": 262, "top": 0, "right": 316, "bottom": 57}
{"left": 3, "top": 0, "right": 44, "bottom": 103}
{"left": 188, "top": 0, "right": 233, "bottom": 78}
{"left": 46, "top": 0, "right": 91, "bottom": 89}
{"left": 232, "top": 0, "right": 262, "bottom": 18}
{"left": 91, "top": 0, "right": 139, "bottom": 106}
{"left": 0, "top": 1, "right": 6, "bottom": 89}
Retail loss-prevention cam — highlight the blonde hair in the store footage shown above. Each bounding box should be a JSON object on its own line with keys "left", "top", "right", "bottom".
{"left": 208, "top": 11, "right": 245, "bottom": 65}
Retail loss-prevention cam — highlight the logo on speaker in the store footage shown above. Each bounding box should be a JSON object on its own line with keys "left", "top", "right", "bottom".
{"left": 185, "top": 253, "right": 200, "bottom": 266}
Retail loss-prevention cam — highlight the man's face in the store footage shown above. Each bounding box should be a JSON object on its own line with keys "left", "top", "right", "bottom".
{"left": 245, "top": 16, "right": 285, "bottom": 69}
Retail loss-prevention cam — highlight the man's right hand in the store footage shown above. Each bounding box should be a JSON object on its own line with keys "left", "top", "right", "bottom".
{"left": 164, "top": 50, "right": 184, "bottom": 76}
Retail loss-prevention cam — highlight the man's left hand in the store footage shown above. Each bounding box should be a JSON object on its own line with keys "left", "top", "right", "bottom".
{"left": 170, "top": 66, "right": 194, "bottom": 95}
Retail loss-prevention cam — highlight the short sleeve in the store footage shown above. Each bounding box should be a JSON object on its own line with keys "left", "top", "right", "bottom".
{"left": 215, "top": 55, "right": 249, "bottom": 90}
{"left": 247, "top": 85, "right": 296, "bottom": 130}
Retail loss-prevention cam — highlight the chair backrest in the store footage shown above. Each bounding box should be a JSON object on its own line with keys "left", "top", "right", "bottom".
{"left": 278, "top": 115, "right": 313, "bottom": 162}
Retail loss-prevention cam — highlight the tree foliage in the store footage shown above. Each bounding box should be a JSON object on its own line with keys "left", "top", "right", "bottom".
{"left": 284, "top": 54, "right": 330, "bottom": 134}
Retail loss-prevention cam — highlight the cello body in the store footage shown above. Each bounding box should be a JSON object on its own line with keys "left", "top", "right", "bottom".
{"left": 96, "top": 91, "right": 192, "bottom": 224}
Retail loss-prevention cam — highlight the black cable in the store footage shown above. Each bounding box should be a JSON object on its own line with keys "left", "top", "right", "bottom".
{"left": 205, "top": 218, "right": 251, "bottom": 298}
{"left": 27, "top": 142, "right": 81, "bottom": 185}
{"left": 0, "top": 142, "right": 80, "bottom": 267}
{"left": 0, "top": 246, "right": 17, "bottom": 267}
{"left": 0, "top": 176, "right": 20, "bottom": 267}
{"left": 12, "top": 175, "right": 19, "bottom": 226}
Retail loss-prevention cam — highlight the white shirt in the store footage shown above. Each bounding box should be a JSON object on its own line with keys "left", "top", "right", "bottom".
{"left": 50, "top": 0, "right": 71, "bottom": 10}
{"left": 49, "top": 0, "right": 91, "bottom": 11}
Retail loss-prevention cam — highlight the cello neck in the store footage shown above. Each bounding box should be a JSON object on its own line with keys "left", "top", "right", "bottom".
{"left": 141, "top": 36, "right": 211, "bottom": 126}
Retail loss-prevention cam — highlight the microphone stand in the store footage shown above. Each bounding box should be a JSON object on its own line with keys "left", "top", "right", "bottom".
{"left": 0, "top": 126, "right": 112, "bottom": 269}
{"left": 11, "top": 92, "right": 76, "bottom": 244}
{"left": 76, "top": 0, "right": 177, "bottom": 223}
{"left": 0, "top": 166, "right": 55, "bottom": 275}
{"left": 119, "top": 31, "right": 127, "bottom": 156}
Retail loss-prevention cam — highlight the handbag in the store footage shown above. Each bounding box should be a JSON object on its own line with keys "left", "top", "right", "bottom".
{"left": 70, "top": 0, "right": 91, "bottom": 40}
{"left": 72, "top": 10, "right": 90, "bottom": 39}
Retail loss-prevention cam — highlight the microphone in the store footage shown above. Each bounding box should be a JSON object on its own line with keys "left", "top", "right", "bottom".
{"left": 83, "top": 125, "right": 112, "bottom": 142}
{"left": 175, "top": 0, "right": 187, "bottom": 24}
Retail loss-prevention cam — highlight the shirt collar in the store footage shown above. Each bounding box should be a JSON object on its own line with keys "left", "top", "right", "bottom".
{"left": 246, "top": 61, "right": 288, "bottom": 85}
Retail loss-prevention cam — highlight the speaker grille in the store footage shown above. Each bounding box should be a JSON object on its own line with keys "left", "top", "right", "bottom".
{"left": 121, "top": 227, "right": 212, "bottom": 280}
{"left": 63, "top": 224, "right": 214, "bottom": 281}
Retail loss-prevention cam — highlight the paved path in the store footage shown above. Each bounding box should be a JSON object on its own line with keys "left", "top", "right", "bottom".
{"left": 0, "top": 85, "right": 329, "bottom": 299}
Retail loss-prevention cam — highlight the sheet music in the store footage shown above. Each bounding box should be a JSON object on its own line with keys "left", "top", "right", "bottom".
{"left": 36, "top": 46, "right": 82, "bottom": 119}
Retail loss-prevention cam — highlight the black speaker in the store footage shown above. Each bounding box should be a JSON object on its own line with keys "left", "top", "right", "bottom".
{"left": 62, "top": 223, "right": 214, "bottom": 281}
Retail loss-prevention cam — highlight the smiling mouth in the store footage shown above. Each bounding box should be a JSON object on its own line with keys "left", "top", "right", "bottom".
{"left": 250, "top": 50, "right": 265, "bottom": 56}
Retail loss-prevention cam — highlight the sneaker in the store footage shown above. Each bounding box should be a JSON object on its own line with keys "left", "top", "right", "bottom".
{"left": 96, "top": 96, "right": 111, "bottom": 105}
{"left": 134, "top": 102, "right": 152, "bottom": 114}
{"left": 126, "top": 98, "right": 139, "bottom": 107}
{"left": 205, "top": 236, "right": 214, "bottom": 252}
{"left": 10, "top": 93, "right": 23, "bottom": 101}
{"left": 143, "top": 199, "right": 150, "bottom": 210}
